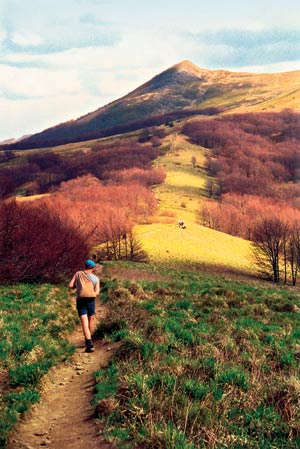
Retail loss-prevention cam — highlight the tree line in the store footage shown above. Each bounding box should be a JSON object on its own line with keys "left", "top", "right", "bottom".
{"left": 184, "top": 110, "right": 300, "bottom": 283}
{"left": 0, "top": 174, "right": 160, "bottom": 283}
{"left": 0, "top": 132, "right": 165, "bottom": 198}
{"left": 183, "top": 111, "right": 300, "bottom": 200}
{"left": 253, "top": 214, "right": 300, "bottom": 285}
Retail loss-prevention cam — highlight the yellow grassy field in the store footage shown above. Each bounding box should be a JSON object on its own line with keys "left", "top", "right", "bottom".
{"left": 153, "top": 133, "right": 213, "bottom": 221}
{"left": 137, "top": 131, "right": 255, "bottom": 273}
{"left": 13, "top": 125, "right": 255, "bottom": 274}
{"left": 136, "top": 222, "right": 254, "bottom": 272}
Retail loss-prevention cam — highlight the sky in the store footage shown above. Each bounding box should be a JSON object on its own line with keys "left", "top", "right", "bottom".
{"left": 0, "top": 0, "right": 299, "bottom": 141}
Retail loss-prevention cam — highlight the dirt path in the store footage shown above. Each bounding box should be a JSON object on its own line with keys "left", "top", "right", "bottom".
{"left": 7, "top": 307, "right": 116, "bottom": 449}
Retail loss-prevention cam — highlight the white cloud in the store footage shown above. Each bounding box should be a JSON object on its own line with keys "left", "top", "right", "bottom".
{"left": 231, "top": 60, "right": 300, "bottom": 74}
{"left": 11, "top": 31, "right": 43, "bottom": 47}
{"left": 0, "top": 91, "right": 104, "bottom": 140}
{"left": 0, "top": 65, "right": 82, "bottom": 98}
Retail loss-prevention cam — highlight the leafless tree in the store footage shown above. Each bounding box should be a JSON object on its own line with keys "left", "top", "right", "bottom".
{"left": 252, "top": 217, "right": 289, "bottom": 283}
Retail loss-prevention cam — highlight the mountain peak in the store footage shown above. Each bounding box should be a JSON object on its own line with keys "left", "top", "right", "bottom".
{"left": 173, "top": 60, "right": 202, "bottom": 71}
{"left": 7, "top": 61, "right": 300, "bottom": 150}
{"left": 172, "top": 60, "right": 211, "bottom": 75}
{"left": 134, "top": 60, "right": 206, "bottom": 95}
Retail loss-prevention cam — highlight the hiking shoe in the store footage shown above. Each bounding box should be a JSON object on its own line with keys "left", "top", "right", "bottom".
{"left": 85, "top": 339, "right": 94, "bottom": 353}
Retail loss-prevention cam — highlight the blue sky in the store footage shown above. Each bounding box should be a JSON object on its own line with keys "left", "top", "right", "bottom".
{"left": 0, "top": 0, "right": 299, "bottom": 141}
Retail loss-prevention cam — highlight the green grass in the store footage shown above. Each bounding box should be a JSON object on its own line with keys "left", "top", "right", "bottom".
{"left": 0, "top": 284, "right": 77, "bottom": 448}
{"left": 94, "top": 263, "right": 300, "bottom": 448}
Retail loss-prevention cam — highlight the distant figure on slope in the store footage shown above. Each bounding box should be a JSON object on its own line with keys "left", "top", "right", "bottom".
{"left": 68, "top": 259, "right": 100, "bottom": 353}
{"left": 178, "top": 219, "right": 186, "bottom": 229}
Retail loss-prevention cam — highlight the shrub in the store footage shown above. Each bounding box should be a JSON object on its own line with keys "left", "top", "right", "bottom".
{"left": 0, "top": 199, "right": 90, "bottom": 283}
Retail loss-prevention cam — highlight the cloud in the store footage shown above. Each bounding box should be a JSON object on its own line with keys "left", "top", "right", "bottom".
{"left": 0, "top": 64, "right": 82, "bottom": 99}
{"left": 187, "top": 28, "right": 300, "bottom": 68}
{"left": 0, "top": 88, "right": 30, "bottom": 101}
{"left": 11, "top": 31, "right": 44, "bottom": 47}
{"left": 0, "top": 92, "right": 102, "bottom": 140}
{"left": 0, "top": 58, "right": 49, "bottom": 69}
{"left": 2, "top": 28, "right": 120, "bottom": 55}
{"left": 79, "top": 13, "right": 113, "bottom": 26}
{"left": 201, "top": 29, "right": 300, "bottom": 50}
{"left": 0, "top": 0, "right": 121, "bottom": 56}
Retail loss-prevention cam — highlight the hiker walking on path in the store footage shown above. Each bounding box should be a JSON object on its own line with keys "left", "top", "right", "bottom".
{"left": 69, "top": 259, "right": 100, "bottom": 353}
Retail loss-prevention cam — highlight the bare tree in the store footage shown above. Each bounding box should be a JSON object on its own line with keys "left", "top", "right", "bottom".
{"left": 205, "top": 179, "right": 219, "bottom": 198}
{"left": 288, "top": 222, "right": 300, "bottom": 285}
{"left": 252, "top": 217, "right": 288, "bottom": 283}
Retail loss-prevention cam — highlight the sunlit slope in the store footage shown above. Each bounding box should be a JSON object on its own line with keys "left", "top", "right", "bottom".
{"left": 153, "top": 132, "right": 212, "bottom": 221}
{"left": 136, "top": 222, "right": 254, "bottom": 271}
{"left": 136, "top": 130, "right": 254, "bottom": 272}
{"left": 191, "top": 67, "right": 300, "bottom": 113}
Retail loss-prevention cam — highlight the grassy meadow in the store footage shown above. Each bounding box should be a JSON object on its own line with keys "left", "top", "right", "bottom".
{"left": 0, "top": 284, "right": 77, "bottom": 448}
{"left": 136, "top": 128, "right": 254, "bottom": 276}
{"left": 136, "top": 223, "right": 254, "bottom": 273}
{"left": 152, "top": 132, "right": 211, "bottom": 222}
{"left": 94, "top": 263, "right": 300, "bottom": 449}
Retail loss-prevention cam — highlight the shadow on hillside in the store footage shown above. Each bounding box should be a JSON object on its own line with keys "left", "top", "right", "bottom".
{"left": 103, "top": 260, "right": 300, "bottom": 292}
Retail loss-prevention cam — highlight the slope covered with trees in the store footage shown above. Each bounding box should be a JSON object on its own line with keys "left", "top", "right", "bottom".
{"left": 0, "top": 131, "right": 165, "bottom": 199}
{"left": 183, "top": 110, "right": 300, "bottom": 283}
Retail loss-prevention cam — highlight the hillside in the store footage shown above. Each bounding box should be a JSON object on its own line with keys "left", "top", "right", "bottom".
{"left": 135, "top": 129, "right": 254, "bottom": 274}
{"left": 5, "top": 60, "right": 300, "bottom": 150}
{"left": 5, "top": 122, "right": 254, "bottom": 277}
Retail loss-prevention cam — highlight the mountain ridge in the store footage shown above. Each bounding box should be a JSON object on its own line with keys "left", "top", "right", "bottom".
{"left": 4, "top": 60, "right": 300, "bottom": 150}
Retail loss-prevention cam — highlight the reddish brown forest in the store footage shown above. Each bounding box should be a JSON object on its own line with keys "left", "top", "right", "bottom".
{"left": 184, "top": 111, "right": 300, "bottom": 282}
{"left": 0, "top": 128, "right": 167, "bottom": 282}
{"left": 0, "top": 135, "right": 164, "bottom": 198}
{"left": 0, "top": 174, "right": 158, "bottom": 282}
{"left": 183, "top": 111, "right": 300, "bottom": 200}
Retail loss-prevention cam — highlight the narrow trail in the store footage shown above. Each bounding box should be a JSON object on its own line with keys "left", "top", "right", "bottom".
{"left": 7, "top": 307, "right": 116, "bottom": 449}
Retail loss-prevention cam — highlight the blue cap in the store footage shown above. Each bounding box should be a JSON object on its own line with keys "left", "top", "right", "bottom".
{"left": 85, "top": 259, "right": 96, "bottom": 268}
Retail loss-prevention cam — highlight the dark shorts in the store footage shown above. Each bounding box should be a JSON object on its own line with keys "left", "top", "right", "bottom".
{"left": 76, "top": 297, "right": 96, "bottom": 317}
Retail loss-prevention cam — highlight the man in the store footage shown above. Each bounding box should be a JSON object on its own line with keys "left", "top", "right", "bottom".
{"left": 69, "top": 259, "right": 100, "bottom": 353}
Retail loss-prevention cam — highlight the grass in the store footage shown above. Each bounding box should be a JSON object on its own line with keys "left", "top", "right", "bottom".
{"left": 134, "top": 130, "right": 256, "bottom": 277}
{"left": 152, "top": 132, "right": 211, "bottom": 222}
{"left": 0, "top": 284, "right": 77, "bottom": 448}
{"left": 94, "top": 262, "right": 300, "bottom": 448}
{"left": 136, "top": 222, "right": 254, "bottom": 273}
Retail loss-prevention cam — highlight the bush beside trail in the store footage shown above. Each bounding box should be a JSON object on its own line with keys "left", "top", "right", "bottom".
{"left": 0, "top": 199, "right": 90, "bottom": 283}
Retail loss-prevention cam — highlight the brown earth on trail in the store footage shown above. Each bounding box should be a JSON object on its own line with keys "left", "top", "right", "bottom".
{"left": 7, "top": 306, "right": 116, "bottom": 449}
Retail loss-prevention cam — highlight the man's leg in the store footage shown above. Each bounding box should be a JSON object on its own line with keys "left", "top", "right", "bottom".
{"left": 79, "top": 314, "right": 91, "bottom": 340}
{"left": 88, "top": 314, "right": 94, "bottom": 336}
{"left": 80, "top": 313, "right": 95, "bottom": 352}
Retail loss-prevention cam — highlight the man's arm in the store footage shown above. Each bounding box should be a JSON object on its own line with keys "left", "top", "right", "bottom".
{"left": 68, "top": 274, "right": 77, "bottom": 289}
{"left": 94, "top": 280, "right": 100, "bottom": 296}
